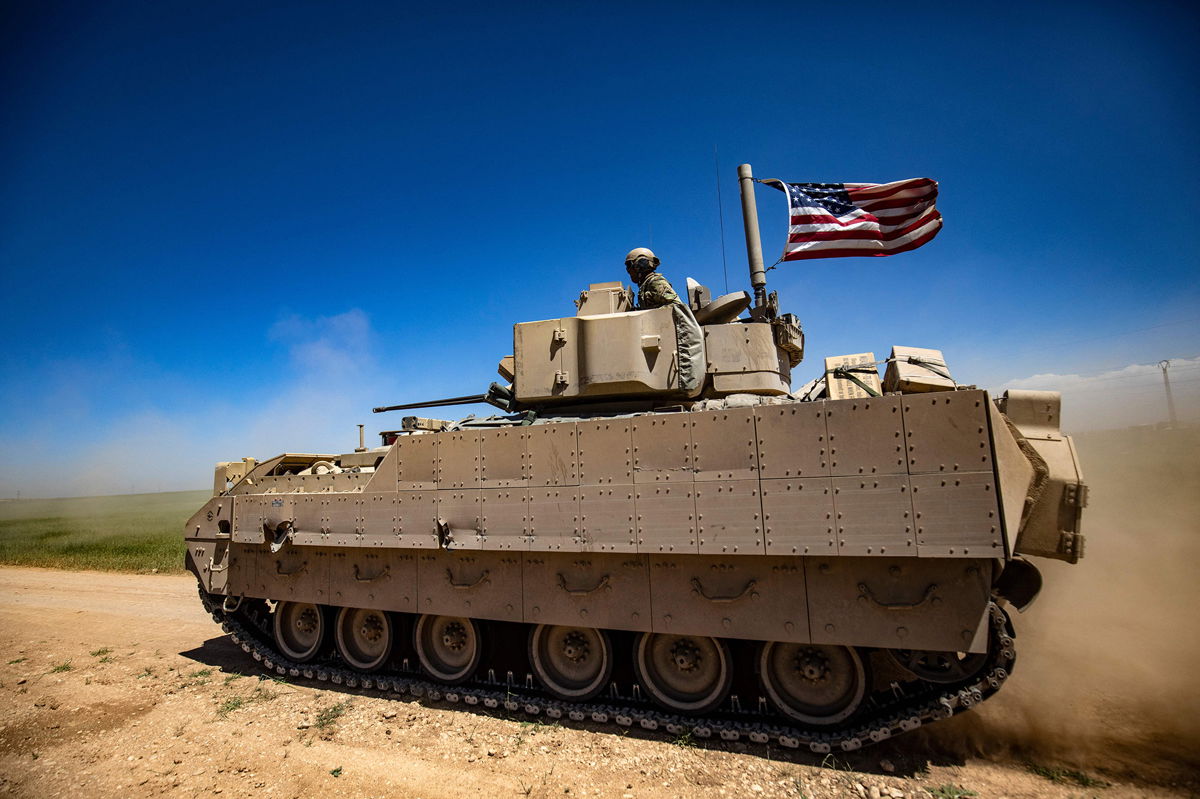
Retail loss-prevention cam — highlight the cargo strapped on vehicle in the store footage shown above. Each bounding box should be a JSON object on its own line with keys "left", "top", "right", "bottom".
{"left": 826, "top": 365, "right": 882, "bottom": 397}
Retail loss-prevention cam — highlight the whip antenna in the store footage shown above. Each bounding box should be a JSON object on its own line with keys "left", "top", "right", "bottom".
{"left": 714, "top": 146, "right": 729, "bottom": 293}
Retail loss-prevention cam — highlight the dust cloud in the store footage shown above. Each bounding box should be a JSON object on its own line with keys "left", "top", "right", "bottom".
{"left": 925, "top": 424, "right": 1200, "bottom": 778}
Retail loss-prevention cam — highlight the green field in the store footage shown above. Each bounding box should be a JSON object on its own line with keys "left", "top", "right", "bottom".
{"left": 0, "top": 489, "right": 210, "bottom": 573}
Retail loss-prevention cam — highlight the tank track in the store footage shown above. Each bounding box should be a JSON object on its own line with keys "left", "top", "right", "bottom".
{"left": 198, "top": 586, "right": 1015, "bottom": 753}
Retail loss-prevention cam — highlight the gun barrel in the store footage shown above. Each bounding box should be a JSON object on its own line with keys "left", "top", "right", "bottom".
{"left": 738, "top": 163, "right": 768, "bottom": 308}
{"left": 373, "top": 394, "right": 488, "bottom": 413}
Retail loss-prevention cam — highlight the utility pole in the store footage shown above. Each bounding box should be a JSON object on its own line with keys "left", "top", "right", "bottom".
{"left": 1158, "top": 360, "right": 1179, "bottom": 427}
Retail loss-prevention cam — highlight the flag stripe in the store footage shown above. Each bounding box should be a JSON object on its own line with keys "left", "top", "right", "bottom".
{"left": 788, "top": 210, "right": 941, "bottom": 244}
{"left": 785, "top": 216, "right": 942, "bottom": 253}
{"left": 845, "top": 178, "right": 936, "bottom": 201}
{"left": 791, "top": 217, "right": 941, "bottom": 251}
{"left": 781, "top": 220, "right": 943, "bottom": 260}
{"left": 791, "top": 204, "right": 930, "bottom": 230}
{"left": 857, "top": 193, "right": 937, "bottom": 213}
{"left": 791, "top": 213, "right": 878, "bottom": 228}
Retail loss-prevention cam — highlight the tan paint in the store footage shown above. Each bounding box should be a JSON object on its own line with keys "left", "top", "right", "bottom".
{"left": 186, "top": 282, "right": 1085, "bottom": 654}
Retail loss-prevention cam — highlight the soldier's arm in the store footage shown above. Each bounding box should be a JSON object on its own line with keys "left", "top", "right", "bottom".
{"left": 639, "top": 274, "right": 680, "bottom": 308}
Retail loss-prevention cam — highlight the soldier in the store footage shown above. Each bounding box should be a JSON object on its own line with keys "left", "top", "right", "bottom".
{"left": 624, "top": 247, "right": 681, "bottom": 309}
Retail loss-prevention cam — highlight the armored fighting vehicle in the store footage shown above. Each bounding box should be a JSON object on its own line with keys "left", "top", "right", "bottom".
{"left": 185, "top": 168, "right": 1086, "bottom": 751}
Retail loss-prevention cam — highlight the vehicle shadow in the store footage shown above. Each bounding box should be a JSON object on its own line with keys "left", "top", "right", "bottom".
{"left": 178, "top": 634, "right": 254, "bottom": 673}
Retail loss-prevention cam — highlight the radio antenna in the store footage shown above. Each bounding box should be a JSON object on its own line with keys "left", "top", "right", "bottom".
{"left": 714, "top": 146, "right": 729, "bottom": 293}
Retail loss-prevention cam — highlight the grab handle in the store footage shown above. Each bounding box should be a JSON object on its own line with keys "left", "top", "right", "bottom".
{"left": 275, "top": 560, "right": 308, "bottom": 577}
{"left": 690, "top": 577, "right": 757, "bottom": 603}
{"left": 556, "top": 573, "right": 611, "bottom": 596}
{"left": 354, "top": 564, "right": 390, "bottom": 583}
{"left": 857, "top": 582, "right": 938, "bottom": 610}
{"left": 446, "top": 569, "right": 489, "bottom": 590}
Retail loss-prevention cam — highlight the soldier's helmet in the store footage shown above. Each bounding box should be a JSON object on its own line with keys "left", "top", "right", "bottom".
{"left": 624, "top": 247, "right": 660, "bottom": 276}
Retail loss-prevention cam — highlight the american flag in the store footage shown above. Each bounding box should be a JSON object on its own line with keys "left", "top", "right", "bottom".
{"left": 763, "top": 178, "right": 942, "bottom": 260}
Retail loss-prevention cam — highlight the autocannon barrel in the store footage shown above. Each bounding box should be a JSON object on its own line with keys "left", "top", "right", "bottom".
{"left": 372, "top": 394, "right": 488, "bottom": 413}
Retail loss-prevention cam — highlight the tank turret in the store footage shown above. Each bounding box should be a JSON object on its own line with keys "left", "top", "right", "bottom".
{"left": 499, "top": 279, "right": 799, "bottom": 410}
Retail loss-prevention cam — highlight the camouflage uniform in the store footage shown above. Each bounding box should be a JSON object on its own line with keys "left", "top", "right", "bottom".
{"left": 635, "top": 270, "right": 680, "bottom": 309}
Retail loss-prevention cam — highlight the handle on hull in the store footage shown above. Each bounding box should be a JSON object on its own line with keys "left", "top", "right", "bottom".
{"left": 690, "top": 577, "right": 757, "bottom": 603}
{"left": 354, "top": 564, "right": 391, "bottom": 583}
{"left": 858, "top": 582, "right": 939, "bottom": 610}
{"left": 556, "top": 573, "right": 611, "bottom": 596}
{"left": 446, "top": 569, "right": 490, "bottom": 590}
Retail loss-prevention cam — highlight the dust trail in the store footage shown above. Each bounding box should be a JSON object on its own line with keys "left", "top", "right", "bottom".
{"left": 925, "top": 424, "right": 1200, "bottom": 778}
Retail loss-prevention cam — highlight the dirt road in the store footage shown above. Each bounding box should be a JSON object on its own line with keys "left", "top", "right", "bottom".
{"left": 0, "top": 567, "right": 1193, "bottom": 799}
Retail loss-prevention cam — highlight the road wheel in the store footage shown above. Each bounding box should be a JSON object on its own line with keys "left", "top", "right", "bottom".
{"left": 273, "top": 601, "right": 324, "bottom": 663}
{"left": 414, "top": 615, "right": 480, "bottom": 684}
{"left": 529, "top": 625, "right": 612, "bottom": 701}
{"left": 634, "top": 632, "right": 731, "bottom": 714}
{"left": 334, "top": 607, "right": 392, "bottom": 672}
{"left": 887, "top": 648, "right": 987, "bottom": 684}
{"left": 759, "top": 642, "right": 866, "bottom": 726}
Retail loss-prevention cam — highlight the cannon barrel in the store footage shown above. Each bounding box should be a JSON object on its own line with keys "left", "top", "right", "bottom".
{"left": 373, "top": 383, "right": 515, "bottom": 414}
{"left": 372, "top": 394, "right": 487, "bottom": 413}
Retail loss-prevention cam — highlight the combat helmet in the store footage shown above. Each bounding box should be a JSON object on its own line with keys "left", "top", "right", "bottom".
{"left": 624, "top": 247, "right": 660, "bottom": 279}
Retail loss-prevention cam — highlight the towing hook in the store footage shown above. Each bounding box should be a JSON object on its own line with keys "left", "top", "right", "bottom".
{"left": 263, "top": 520, "right": 294, "bottom": 553}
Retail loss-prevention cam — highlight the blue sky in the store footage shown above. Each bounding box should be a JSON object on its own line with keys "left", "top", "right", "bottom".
{"left": 2, "top": 1, "right": 1198, "bottom": 496}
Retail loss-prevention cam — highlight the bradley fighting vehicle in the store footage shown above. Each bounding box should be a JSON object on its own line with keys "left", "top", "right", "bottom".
{"left": 185, "top": 165, "right": 1086, "bottom": 752}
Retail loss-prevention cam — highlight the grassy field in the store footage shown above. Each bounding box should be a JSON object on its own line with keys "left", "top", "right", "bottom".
{"left": 0, "top": 489, "right": 210, "bottom": 573}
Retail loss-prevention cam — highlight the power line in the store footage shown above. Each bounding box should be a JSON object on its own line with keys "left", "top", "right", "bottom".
{"left": 1000, "top": 355, "right": 1200, "bottom": 385}
{"left": 1057, "top": 376, "right": 1200, "bottom": 394}
{"left": 1062, "top": 357, "right": 1200, "bottom": 379}
{"left": 1038, "top": 361, "right": 1200, "bottom": 385}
